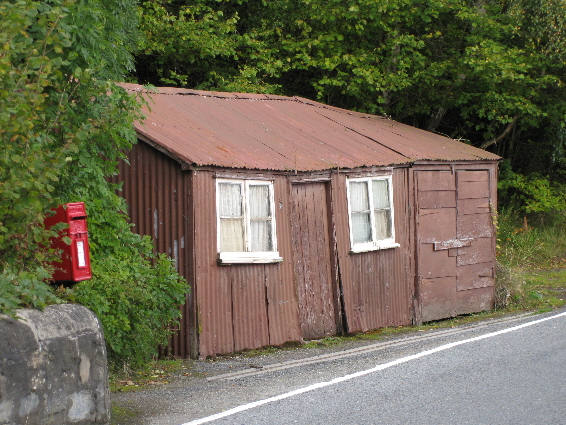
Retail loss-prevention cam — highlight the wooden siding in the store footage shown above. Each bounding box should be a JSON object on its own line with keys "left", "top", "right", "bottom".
{"left": 415, "top": 164, "right": 497, "bottom": 323}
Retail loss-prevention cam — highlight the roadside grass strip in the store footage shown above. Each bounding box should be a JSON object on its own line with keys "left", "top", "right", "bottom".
{"left": 181, "top": 311, "right": 566, "bottom": 425}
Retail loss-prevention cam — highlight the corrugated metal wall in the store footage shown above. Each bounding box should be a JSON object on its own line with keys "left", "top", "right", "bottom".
{"left": 194, "top": 171, "right": 301, "bottom": 358}
{"left": 114, "top": 141, "right": 498, "bottom": 359}
{"left": 113, "top": 142, "right": 195, "bottom": 358}
{"left": 332, "top": 168, "right": 414, "bottom": 333}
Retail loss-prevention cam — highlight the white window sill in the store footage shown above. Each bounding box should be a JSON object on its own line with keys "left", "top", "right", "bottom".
{"left": 350, "top": 242, "right": 400, "bottom": 254}
{"left": 218, "top": 252, "right": 283, "bottom": 265}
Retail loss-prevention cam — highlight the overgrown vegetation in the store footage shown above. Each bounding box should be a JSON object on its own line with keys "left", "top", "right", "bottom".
{"left": 495, "top": 209, "right": 566, "bottom": 311}
{"left": 0, "top": 0, "right": 187, "bottom": 368}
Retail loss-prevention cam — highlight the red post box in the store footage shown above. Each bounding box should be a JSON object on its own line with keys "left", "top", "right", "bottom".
{"left": 44, "top": 202, "right": 92, "bottom": 283}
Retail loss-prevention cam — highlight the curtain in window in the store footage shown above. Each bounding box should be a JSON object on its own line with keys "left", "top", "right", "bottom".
{"left": 249, "top": 185, "right": 272, "bottom": 251}
{"left": 219, "top": 183, "right": 245, "bottom": 252}
{"left": 372, "top": 179, "right": 392, "bottom": 240}
{"left": 350, "top": 181, "right": 372, "bottom": 243}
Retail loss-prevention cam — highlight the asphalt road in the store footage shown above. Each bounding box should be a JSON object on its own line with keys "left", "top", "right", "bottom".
{"left": 112, "top": 309, "right": 566, "bottom": 425}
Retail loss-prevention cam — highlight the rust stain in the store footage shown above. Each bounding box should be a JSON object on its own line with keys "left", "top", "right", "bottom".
{"left": 118, "top": 83, "right": 500, "bottom": 172}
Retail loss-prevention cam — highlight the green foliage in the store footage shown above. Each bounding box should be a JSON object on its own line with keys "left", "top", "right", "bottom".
{"left": 499, "top": 161, "right": 566, "bottom": 213}
{"left": 496, "top": 209, "right": 566, "bottom": 311}
{"left": 1, "top": 0, "right": 188, "bottom": 367}
{"left": 0, "top": 269, "right": 61, "bottom": 316}
{"left": 497, "top": 208, "right": 566, "bottom": 269}
{"left": 134, "top": 0, "right": 566, "bottom": 205}
{"left": 70, "top": 253, "right": 186, "bottom": 367}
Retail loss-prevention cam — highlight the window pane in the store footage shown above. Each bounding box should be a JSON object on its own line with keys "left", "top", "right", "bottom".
{"left": 374, "top": 210, "right": 392, "bottom": 240}
{"left": 249, "top": 185, "right": 270, "bottom": 218}
{"left": 352, "top": 211, "right": 372, "bottom": 243}
{"left": 220, "top": 219, "right": 245, "bottom": 252}
{"left": 372, "top": 179, "right": 390, "bottom": 209}
{"left": 250, "top": 220, "right": 272, "bottom": 251}
{"left": 219, "top": 183, "right": 242, "bottom": 217}
{"left": 349, "top": 181, "right": 369, "bottom": 212}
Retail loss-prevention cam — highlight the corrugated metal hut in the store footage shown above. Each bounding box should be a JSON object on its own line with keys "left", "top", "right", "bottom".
{"left": 114, "top": 83, "right": 501, "bottom": 359}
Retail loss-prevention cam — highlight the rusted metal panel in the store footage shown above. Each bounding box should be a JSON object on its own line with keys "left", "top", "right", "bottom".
{"left": 113, "top": 142, "right": 194, "bottom": 358}
{"left": 456, "top": 237, "right": 495, "bottom": 266}
{"left": 312, "top": 105, "right": 500, "bottom": 162}
{"left": 457, "top": 213, "right": 493, "bottom": 239}
{"left": 418, "top": 190, "right": 456, "bottom": 209}
{"left": 263, "top": 178, "right": 302, "bottom": 347}
{"left": 194, "top": 172, "right": 302, "bottom": 358}
{"left": 291, "top": 183, "right": 337, "bottom": 339}
{"left": 456, "top": 263, "right": 495, "bottom": 291}
{"left": 224, "top": 265, "right": 270, "bottom": 352}
{"left": 418, "top": 208, "right": 457, "bottom": 242}
{"left": 119, "top": 83, "right": 499, "bottom": 172}
{"left": 457, "top": 198, "right": 491, "bottom": 215}
{"left": 193, "top": 171, "right": 234, "bottom": 357}
{"left": 336, "top": 168, "right": 413, "bottom": 333}
{"left": 457, "top": 180, "right": 490, "bottom": 199}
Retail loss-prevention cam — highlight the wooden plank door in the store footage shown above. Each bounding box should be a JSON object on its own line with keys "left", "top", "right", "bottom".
{"left": 291, "top": 183, "right": 337, "bottom": 339}
{"left": 416, "top": 169, "right": 495, "bottom": 323}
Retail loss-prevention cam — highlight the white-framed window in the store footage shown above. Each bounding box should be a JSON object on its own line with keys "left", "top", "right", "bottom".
{"left": 216, "top": 179, "right": 282, "bottom": 264}
{"left": 346, "top": 176, "right": 399, "bottom": 252}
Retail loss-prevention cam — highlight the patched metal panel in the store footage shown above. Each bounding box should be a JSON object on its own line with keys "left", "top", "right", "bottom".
{"left": 456, "top": 263, "right": 495, "bottom": 291}
{"left": 415, "top": 171, "right": 456, "bottom": 191}
{"left": 291, "top": 183, "right": 337, "bottom": 339}
{"left": 456, "top": 237, "right": 495, "bottom": 266}
{"left": 457, "top": 213, "right": 494, "bottom": 239}
{"left": 418, "top": 190, "right": 456, "bottom": 209}
{"left": 415, "top": 165, "right": 497, "bottom": 323}
{"left": 458, "top": 180, "right": 490, "bottom": 199}
{"left": 421, "top": 277, "right": 495, "bottom": 322}
{"left": 420, "top": 277, "right": 457, "bottom": 321}
{"left": 418, "top": 243, "right": 457, "bottom": 279}
{"left": 457, "top": 198, "right": 491, "bottom": 215}
{"left": 418, "top": 208, "right": 457, "bottom": 242}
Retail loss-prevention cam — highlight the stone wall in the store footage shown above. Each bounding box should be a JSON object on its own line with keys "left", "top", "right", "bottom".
{"left": 0, "top": 304, "right": 109, "bottom": 425}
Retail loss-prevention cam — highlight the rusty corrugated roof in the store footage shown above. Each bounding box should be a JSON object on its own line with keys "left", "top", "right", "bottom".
{"left": 119, "top": 83, "right": 500, "bottom": 172}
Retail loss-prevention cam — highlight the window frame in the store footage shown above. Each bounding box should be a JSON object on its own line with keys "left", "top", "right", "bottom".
{"left": 346, "top": 175, "right": 400, "bottom": 253}
{"left": 216, "top": 178, "right": 282, "bottom": 264}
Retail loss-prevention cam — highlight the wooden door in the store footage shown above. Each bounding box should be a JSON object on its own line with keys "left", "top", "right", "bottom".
{"left": 291, "top": 183, "right": 337, "bottom": 339}
{"left": 416, "top": 170, "right": 495, "bottom": 322}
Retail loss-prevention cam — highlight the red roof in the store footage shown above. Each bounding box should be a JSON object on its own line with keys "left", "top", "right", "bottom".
{"left": 119, "top": 83, "right": 500, "bottom": 172}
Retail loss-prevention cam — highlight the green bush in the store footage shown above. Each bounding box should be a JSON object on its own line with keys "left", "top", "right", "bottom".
{"left": 0, "top": 0, "right": 188, "bottom": 368}
{"left": 70, "top": 252, "right": 187, "bottom": 368}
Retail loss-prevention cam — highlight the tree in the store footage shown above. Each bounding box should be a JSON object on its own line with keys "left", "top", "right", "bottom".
{"left": 1, "top": 0, "right": 187, "bottom": 367}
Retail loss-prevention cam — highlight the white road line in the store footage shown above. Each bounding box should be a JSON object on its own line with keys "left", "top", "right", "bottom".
{"left": 180, "top": 311, "right": 566, "bottom": 425}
